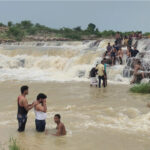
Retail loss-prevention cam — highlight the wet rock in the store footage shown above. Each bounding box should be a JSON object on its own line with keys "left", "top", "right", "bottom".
{"left": 77, "top": 70, "right": 85, "bottom": 78}
{"left": 141, "top": 78, "right": 150, "bottom": 84}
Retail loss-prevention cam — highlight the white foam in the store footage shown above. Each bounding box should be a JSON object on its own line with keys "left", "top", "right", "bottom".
{"left": 0, "top": 40, "right": 130, "bottom": 84}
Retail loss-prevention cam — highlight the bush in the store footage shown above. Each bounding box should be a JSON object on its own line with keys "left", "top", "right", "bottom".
{"left": 130, "top": 83, "right": 150, "bottom": 94}
{"left": 7, "top": 27, "right": 25, "bottom": 41}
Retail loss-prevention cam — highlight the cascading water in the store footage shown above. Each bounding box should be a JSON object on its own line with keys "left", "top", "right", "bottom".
{"left": 123, "top": 39, "right": 150, "bottom": 82}
{"left": 0, "top": 39, "right": 149, "bottom": 83}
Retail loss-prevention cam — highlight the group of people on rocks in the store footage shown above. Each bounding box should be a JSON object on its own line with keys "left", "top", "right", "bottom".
{"left": 104, "top": 34, "right": 140, "bottom": 66}
{"left": 89, "top": 32, "right": 144, "bottom": 86}
{"left": 104, "top": 42, "right": 123, "bottom": 66}
{"left": 17, "top": 86, "right": 66, "bottom": 136}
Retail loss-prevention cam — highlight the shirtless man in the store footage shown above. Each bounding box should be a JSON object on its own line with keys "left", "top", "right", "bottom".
{"left": 117, "top": 48, "right": 123, "bottom": 64}
{"left": 130, "top": 61, "right": 144, "bottom": 84}
{"left": 111, "top": 48, "right": 116, "bottom": 66}
{"left": 53, "top": 114, "right": 66, "bottom": 136}
{"left": 17, "top": 86, "right": 37, "bottom": 132}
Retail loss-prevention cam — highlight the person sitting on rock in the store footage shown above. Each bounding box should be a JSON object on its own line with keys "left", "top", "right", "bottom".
{"left": 111, "top": 48, "right": 116, "bottom": 66}
{"left": 104, "top": 43, "right": 112, "bottom": 57}
{"left": 130, "top": 61, "right": 144, "bottom": 84}
{"left": 117, "top": 48, "right": 123, "bottom": 65}
{"left": 131, "top": 46, "right": 139, "bottom": 57}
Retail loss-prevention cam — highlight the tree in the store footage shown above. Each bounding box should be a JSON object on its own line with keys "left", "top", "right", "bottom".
{"left": 7, "top": 26, "right": 25, "bottom": 41}
{"left": 8, "top": 21, "right": 13, "bottom": 27}
{"left": 74, "top": 26, "right": 82, "bottom": 32}
{"left": 0, "top": 23, "right": 6, "bottom": 27}
{"left": 87, "top": 23, "right": 96, "bottom": 33}
{"left": 20, "top": 20, "right": 33, "bottom": 29}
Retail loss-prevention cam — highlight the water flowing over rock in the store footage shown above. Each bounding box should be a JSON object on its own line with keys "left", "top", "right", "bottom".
{"left": 123, "top": 39, "right": 150, "bottom": 83}
{"left": 0, "top": 39, "right": 149, "bottom": 83}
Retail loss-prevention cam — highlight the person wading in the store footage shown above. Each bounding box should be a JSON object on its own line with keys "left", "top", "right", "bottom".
{"left": 96, "top": 60, "right": 105, "bottom": 88}
{"left": 17, "top": 86, "right": 37, "bottom": 132}
{"left": 34, "top": 93, "right": 47, "bottom": 132}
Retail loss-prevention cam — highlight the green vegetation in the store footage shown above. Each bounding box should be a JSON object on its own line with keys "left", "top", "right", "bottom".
{"left": 9, "top": 138, "right": 21, "bottom": 150}
{"left": 0, "top": 20, "right": 147, "bottom": 41}
{"left": 143, "top": 32, "right": 150, "bottom": 37}
{"left": 130, "top": 83, "right": 150, "bottom": 94}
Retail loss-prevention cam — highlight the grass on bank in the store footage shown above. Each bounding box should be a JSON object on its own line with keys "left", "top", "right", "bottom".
{"left": 9, "top": 138, "right": 21, "bottom": 150}
{"left": 130, "top": 83, "right": 150, "bottom": 94}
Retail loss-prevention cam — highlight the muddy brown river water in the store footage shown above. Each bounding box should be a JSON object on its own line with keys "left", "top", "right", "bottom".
{"left": 0, "top": 81, "right": 150, "bottom": 150}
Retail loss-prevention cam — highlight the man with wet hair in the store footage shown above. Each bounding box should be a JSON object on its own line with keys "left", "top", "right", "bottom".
{"left": 34, "top": 93, "right": 47, "bottom": 132}
{"left": 17, "top": 85, "right": 37, "bottom": 132}
{"left": 53, "top": 114, "right": 66, "bottom": 136}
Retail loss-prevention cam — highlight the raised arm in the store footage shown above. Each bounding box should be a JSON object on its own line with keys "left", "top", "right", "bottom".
{"left": 22, "top": 98, "right": 35, "bottom": 111}
{"left": 36, "top": 100, "right": 47, "bottom": 113}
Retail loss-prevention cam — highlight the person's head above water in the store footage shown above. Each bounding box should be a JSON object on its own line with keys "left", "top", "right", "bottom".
{"left": 37, "top": 93, "right": 47, "bottom": 103}
{"left": 54, "top": 114, "right": 61, "bottom": 124}
{"left": 21, "top": 85, "right": 29, "bottom": 95}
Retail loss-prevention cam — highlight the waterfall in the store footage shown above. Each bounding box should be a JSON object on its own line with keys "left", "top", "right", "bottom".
{"left": 0, "top": 39, "right": 149, "bottom": 83}
{"left": 123, "top": 39, "right": 150, "bottom": 82}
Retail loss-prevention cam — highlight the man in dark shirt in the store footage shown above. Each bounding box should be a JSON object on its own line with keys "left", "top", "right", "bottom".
{"left": 17, "top": 86, "right": 37, "bottom": 132}
{"left": 111, "top": 48, "right": 116, "bottom": 65}
{"left": 131, "top": 47, "right": 139, "bottom": 57}
{"left": 89, "top": 66, "right": 98, "bottom": 87}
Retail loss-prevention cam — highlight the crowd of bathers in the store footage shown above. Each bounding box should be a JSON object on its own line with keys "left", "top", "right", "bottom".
{"left": 89, "top": 32, "right": 143, "bottom": 87}
{"left": 104, "top": 33, "right": 140, "bottom": 66}
{"left": 17, "top": 85, "right": 66, "bottom": 136}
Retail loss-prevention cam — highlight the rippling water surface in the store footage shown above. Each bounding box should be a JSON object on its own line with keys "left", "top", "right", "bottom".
{"left": 0, "top": 81, "right": 150, "bottom": 150}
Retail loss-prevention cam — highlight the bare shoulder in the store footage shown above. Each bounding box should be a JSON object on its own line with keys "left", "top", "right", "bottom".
{"left": 35, "top": 103, "right": 41, "bottom": 110}
{"left": 18, "top": 95, "right": 26, "bottom": 102}
{"left": 22, "top": 97, "right": 27, "bottom": 103}
{"left": 59, "top": 122, "right": 65, "bottom": 128}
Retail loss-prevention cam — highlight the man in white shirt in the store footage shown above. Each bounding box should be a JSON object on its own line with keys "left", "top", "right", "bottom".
{"left": 34, "top": 93, "right": 47, "bottom": 132}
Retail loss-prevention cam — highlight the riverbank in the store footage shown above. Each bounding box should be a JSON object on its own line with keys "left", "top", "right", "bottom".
{"left": 0, "top": 20, "right": 149, "bottom": 42}
{"left": 130, "top": 83, "right": 150, "bottom": 94}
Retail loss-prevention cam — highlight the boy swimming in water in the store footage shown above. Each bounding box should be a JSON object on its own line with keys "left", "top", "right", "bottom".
{"left": 53, "top": 114, "right": 66, "bottom": 136}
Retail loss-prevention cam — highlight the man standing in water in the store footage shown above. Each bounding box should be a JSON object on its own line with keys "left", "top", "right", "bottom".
{"left": 17, "top": 86, "right": 36, "bottom": 132}
{"left": 53, "top": 114, "right": 66, "bottom": 136}
{"left": 89, "top": 65, "right": 98, "bottom": 87}
{"left": 103, "top": 58, "right": 107, "bottom": 87}
{"left": 96, "top": 60, "right": 105, "bottom": 88}
{"left": 34, "top": 93, "right": 47, "bottom": 132}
